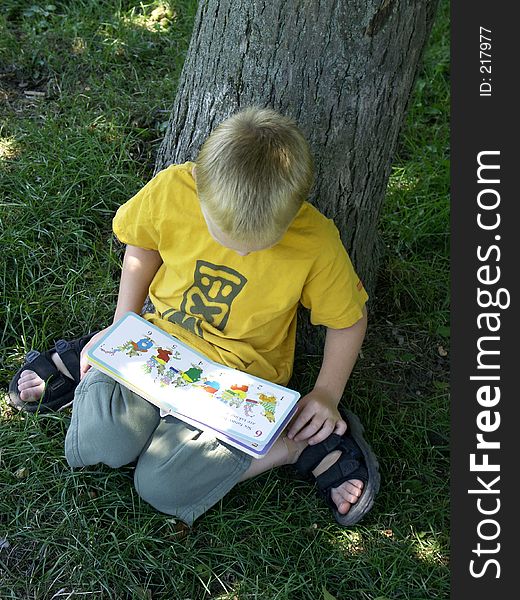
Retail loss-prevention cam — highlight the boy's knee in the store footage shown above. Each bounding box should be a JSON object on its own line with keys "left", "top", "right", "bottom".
{"left": 133, "top": 457, "right": 191, "bottom": 516}
{"left": 73, "top": 367, "right": 113, "bottom": 398}
{"left": 133, "top": 441, "right": 210, "bottom": 515}
{"left": 65, "top": 370, "right": 160, "bottom": 469}
{"left": 133, "top": 432, "right": 252, "bottom": 522}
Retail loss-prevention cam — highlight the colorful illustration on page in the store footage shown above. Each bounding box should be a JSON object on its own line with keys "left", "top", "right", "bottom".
{"left": 194, "top": 378, "right": 282, "bottom": 425}
{"left": 99, "top": 333, "right": 183, "bottom": 386}
{"left": 99, "top": 330, "right": 285, "bottom": 425}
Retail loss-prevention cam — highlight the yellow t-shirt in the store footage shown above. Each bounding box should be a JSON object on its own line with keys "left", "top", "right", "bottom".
{"left": 113, "top": 162, "right": 368, "bottom": 385}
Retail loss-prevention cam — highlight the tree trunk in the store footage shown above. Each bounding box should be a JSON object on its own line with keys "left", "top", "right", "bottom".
{"left": 155, "top": 0, "right": 439, "bottom": 353}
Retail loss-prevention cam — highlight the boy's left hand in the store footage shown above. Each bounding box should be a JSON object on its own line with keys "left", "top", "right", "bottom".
{"left": 286, "top": 388, "right": 347, "bottom": 445}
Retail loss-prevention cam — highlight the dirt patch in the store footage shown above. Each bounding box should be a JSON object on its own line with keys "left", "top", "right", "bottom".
{"left": 0, "top": 65, "right": 53, "bottom": 116}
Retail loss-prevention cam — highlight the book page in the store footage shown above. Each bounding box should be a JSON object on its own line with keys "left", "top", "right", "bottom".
{"left": 87, "top": 313, "right": 300, "bottom": 445}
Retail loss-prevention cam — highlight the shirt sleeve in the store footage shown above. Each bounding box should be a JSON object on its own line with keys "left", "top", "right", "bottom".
{"left": 112, "top": 173, "right": 163, "bottom": 250}
{"left": 300, "top": 219, "right": 368, "bottom": 329}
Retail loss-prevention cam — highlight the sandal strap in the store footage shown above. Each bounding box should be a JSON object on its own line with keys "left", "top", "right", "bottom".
{"left": 316, "top": 436, "right": 368, "bottom": 509}
{"left": 316, "top": 458, "right": 368, "bottom": 492}
{"left": 53, "top": 333, "right": 98, "bottom": 383}
{"left": 294, "top": 433, "right": 344, "bottom": 476}
{"left": 315, "top": 435, "right": 368, "bottom": 505}
{"left": 291, "top": 409, "right": 380, "bottom": 527}
{"left": 9, "top": 331, "right": 99, "bottom": 414}
{"left": 295, "top": 428, "right": 368, "bottom": 496}
{"left": 54, "top": 339, "right": 81, "bottom": 383}
{"left": 42, "top": 373, "right": 77, "bottom": 407}
{"left": 24, "top": 350, "right": 59, "bottom": 381}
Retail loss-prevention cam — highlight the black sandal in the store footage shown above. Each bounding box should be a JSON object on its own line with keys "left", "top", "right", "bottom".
{"left": 294, "top": 409, "right": 380, "bottom": 526}
{"left": 8, "top": 332, "right": 98, "bottom": 414}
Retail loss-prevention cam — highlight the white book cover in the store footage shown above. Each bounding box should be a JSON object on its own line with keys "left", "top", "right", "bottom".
{"left": 86, "top": 312, "right": 300, "bottom": 458}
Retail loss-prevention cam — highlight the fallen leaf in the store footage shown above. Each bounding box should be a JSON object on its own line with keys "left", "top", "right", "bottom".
{"left": 0, "top": 538, "right": 10, "bottom": 551}
{"left": 14, "top": 467, "right": 29, "bottom": 479}
{"left": 24, "top": 90, "right": 46, "bottom": 98}
{"left": 322, "top": 587, "right": 337, "bottom": 600}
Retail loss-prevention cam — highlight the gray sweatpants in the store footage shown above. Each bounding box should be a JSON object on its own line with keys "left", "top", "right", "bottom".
{"left": 64, "top": 369, "right": 252, "bottom": 525}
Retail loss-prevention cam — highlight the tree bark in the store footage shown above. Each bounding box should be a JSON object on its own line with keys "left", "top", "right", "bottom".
{"left": 155, "top": 0, "right": 439, "bottom": 353}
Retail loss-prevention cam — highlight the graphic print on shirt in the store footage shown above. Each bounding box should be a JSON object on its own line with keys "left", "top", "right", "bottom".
{"left": 163, "top": 260, "right": 247, "bottom": 337}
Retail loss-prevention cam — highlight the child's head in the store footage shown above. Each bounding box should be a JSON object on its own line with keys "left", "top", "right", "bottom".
{"left": 195, "top": 107, "right": 314, "bottom": 250}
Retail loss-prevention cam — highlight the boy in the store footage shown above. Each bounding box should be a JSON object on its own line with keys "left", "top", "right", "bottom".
{"left": 10, "top": 107, "right": 379, "bottom": 527}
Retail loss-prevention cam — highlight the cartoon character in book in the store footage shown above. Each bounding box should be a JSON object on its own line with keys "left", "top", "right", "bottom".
{"left": 168, "top": 363, "right": 204, "bottom": 388}
{"left": 200, "top": 380, "right": 220, "bottom": 394}
{"left": 101, "top": 336, "right": 155, "bottom": 357}
{"left": 146, "top": 346, "right": 181, "bottom": 372}
{"left": 143, "top": 346, "right": 181, "bottom": 384}
{"left": 153, "top": 347, "right": 181, "bottom": 370}
{"left": 181, "top": 365, "right": 203, "bottom": 384}
{"left": 244, "top": 397, "right": 259, "bottom": 418}
{"left": 155, "top": 347, "right": 173, "bottom": 364}
{"left": 258, "top": 393, "right": 278, "bottom": 423}
{"left": 220, "top": 384, "right": 249, "bottom": 408}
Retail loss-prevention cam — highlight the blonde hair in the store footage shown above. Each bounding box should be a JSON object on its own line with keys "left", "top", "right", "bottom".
{"left": 195, "top": 107, "right": 314, "bottom": 245}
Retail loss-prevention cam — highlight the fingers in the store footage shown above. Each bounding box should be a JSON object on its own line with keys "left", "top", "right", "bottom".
{"left": 286, "top": 391, "right": 347, "bottom": 444}
{"left": 306, "top": 418, "right": 335, "bottom": 445}
{"left": 288, "top": 413, "right": 347, "bottom": 445}
{"left": 78, "top": 328, "right": 105, "bottom": 379}
{"left": 79, "top": 354, "right": 92, "bottom": 379}
{"left": 79, "top": 361, "right": 92, "bottom": 380}
{"left": 306, "top": 416, "right": 347, "bottom": 445}
{"left": 287, "top": 402, "right": 319, "bottom": 440}
{"left": 333, "top": 418, "right": 348, "bottom": 436}
{"left": 79, "top": 347, "right": 92, "bottom": 380}
{"left": 286, "top": 409, "right": 310, "bottom": 440}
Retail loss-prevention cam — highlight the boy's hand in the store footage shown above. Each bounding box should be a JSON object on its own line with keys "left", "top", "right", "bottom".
{"left": 286, "top": 388, "right": 347, "bottom": 445}
{"left": 79, "top": 328, "right": 110, "bottom": 379}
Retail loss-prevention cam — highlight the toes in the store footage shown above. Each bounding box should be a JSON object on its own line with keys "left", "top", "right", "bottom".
{"left": 18, "top": 370, "right": 35, "bottom": 383}
{"left": 18, "top": 377, "right": 35, "bottom": 391}
{"left": 343, "top": 479, "right": 364, "bottom": 496}
{"left": 331, "top": 479, "right": 365, "bottom": 514}
{"left": 17, "top": 371, "right": 46, "bottom": 401}
{"left": 330, "top": 489, "right": 352, "bottom": 515}
{"left": 19, "top": 385, "right": 44, "bottom": 401}
{"left": 338, "top": 485, "right": 361, "bottom": 504}
{"left": 18, "top": 370, "right": 43, "bottom": 386}
{"left": 309, "top": 446, "right": 366, "bottom": 515}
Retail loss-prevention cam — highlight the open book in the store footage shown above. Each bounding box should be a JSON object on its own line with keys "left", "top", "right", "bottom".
{"left": 86, "top": 312, "right": 300, "bottom": 458}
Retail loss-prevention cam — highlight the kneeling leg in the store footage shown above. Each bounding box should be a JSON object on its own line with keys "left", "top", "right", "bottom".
{"left": 65, "top": 369, "right": 161, "bottom": 468}
{"left": 134, "top": 416, "right": 252, "bottom": 525}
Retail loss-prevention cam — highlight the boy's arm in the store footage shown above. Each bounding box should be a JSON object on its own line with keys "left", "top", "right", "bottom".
{"left": 79, "top": 244, "right": 163, "bottom": 377}
{"left": 287, "top": 305, "right": 367, "bottom": 445}
{"left": 112, "top": 244, "right": 163, "bottom": 320}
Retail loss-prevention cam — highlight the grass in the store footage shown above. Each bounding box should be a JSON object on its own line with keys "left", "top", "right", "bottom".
{"left": 0, "top": 1, "right": 450, "bottom": 598}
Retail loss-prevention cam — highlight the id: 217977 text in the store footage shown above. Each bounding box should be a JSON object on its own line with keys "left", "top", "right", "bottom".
{"left": 480, "top": 26, "right": 492, "bottom": 97}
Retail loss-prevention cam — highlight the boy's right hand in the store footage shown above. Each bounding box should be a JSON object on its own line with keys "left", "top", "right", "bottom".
{"left": 286, "top": 388, "right": 347, "bottom": 445}
{"left": 79, "top": 327, "right": 111, "bottom": 379}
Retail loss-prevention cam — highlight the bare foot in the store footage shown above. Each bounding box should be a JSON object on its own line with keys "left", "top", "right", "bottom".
{"left": 311, "top": 449, "right": 364, "bottom": 515}
{"left": 17, "top": 353, "right": 74, "bottom": 402}
{"left": 285, "top": 438, "right": 364, "bottom": 516}
{"left": 239, "top": 435, "right": 364, "bottom": 516}
{"left": 17, "top": 369, "right": 46, "bottom": 402}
